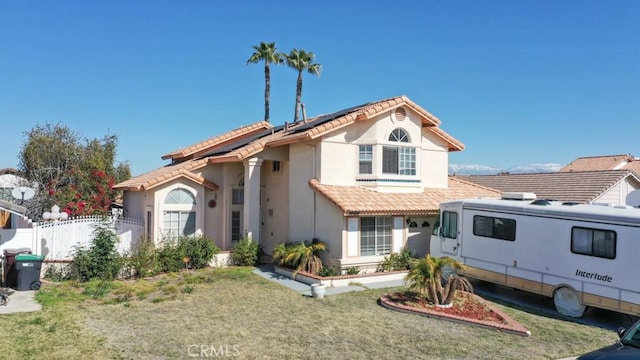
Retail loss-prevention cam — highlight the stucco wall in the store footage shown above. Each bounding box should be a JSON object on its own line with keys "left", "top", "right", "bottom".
{"left": 313, "top": 192, "right": 345, "bottom": 265}
{"left": 288, "top": 142, "right": 316, "bottom": 242}
{"left": 260, "top": 159, "right": 290, "bottom": 255}
{"left": 318, "top": 107, "right": 450, "bottom": 191}
{"left": 122, "top": 191, "right": 146, "bottom": 220}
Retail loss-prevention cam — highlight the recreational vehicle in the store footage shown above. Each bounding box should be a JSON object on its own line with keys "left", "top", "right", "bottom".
{"left": 430, "top": 193, "right": 640, "bottom": 318}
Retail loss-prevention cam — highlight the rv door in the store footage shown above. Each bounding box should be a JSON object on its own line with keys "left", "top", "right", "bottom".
{"left": 438, "top": 210, "right": 459, "bottom": 255}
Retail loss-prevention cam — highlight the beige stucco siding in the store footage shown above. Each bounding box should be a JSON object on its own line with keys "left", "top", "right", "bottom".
{"left": 260, "top": 159, "right": 290, "bottom": 255}
{"left": 313, "top": 192, "right": 345, "bottom": 265}
{"left": 288, "top": 143, "right": 316, "bottom": 242}
{"left": 122, "top": 191, "right": 146, "bottom": 220}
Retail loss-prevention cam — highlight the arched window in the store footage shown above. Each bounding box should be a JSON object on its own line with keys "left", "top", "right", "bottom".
{"left": 389, "top": 128, "right": 410, "bottom": 142}
{"left": 163, "top": 188, "right": 196, "bottom": 238}
{"left": 165, "top": 188, "right": 196, "bottom": 205}
{"left": 383, "top": 128, "right": 416, "bottom": 175}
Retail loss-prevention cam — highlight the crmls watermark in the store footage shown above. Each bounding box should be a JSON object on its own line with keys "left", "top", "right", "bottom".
{"left": 187, "top": 344, "right": 241, "bottom": 358}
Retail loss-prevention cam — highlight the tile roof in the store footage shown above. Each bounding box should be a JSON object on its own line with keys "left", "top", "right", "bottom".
{"left": 309, "top": 177, "right": 501, "bottom": 216}
{"left": 114, "top": 159, "right": 218, "bottom": 191}
{"left": 117, "top": 96, "right": 463, "bottom": 191}
{"left": 559, "top": 154, "right": 635, "bottom": 172}
{"left": 457, "top": 170, "right": 640, "bottom": 203}
{"left": 161, "top": 121, "right": 273, "bottom": 161}
{"left": 268, "top": 95, "right": 464, "bottom": 151}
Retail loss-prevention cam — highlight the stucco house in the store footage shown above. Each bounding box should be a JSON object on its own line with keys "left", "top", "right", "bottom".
{"left": 114, "top": 96, "right": 500, "bottom": 271}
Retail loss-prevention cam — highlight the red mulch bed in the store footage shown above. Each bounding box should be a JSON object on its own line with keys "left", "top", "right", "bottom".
{"left": 380, "top": 291, "right": 531, "bottom": 337}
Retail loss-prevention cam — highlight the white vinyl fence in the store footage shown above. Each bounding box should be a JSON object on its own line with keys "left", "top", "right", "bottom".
{"left": 1, "top": 216, "right": 144, "bottom": 261}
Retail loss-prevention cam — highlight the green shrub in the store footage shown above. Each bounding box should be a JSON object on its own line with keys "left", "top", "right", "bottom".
{"left": 378, "top": 248, "right": 418, "bottom": 272}
{"left": 123, "top": 238, "right": 160, "bottom": 279}
{"left": 157, "top": 235, "right": 220, "bottom": 273}
{"left": 231, "top": 237, "right": 263, "bottom": 266}
{"left": 68, "top": 222, "right": 123, "bottom": 282}
{"left": 317, "top": 266, "right": 337, "bottom": 277}
{"left": 43, "top": 264, "right": 70, "bottom": 282}
{"left": 344, "top": 266, "right": 360, "bottom": 275}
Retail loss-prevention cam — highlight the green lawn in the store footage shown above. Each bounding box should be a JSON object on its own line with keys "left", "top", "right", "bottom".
{"left": 1, "top": 267, "right": 618, "bottom": 359}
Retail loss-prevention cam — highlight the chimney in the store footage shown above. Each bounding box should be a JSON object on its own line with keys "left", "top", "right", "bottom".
{"left": 301, "top": 103, "right": 307, "bottom": 123}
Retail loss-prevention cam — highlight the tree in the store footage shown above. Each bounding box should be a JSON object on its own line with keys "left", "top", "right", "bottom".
{"left": 284, "top": 48, "right": 322, "bottom": 123}
{"left": 405, "top": 254, "right": 473, "bottom": 306}
{"left": 18, "top": 122, "right": 131, "bottom": 219}
{"left": 247, "top": 42, "right": 284, "bottom": 123}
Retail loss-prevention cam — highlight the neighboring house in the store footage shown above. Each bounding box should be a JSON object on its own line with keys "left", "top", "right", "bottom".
{"left": 457, "top": 169, "right": 640, "bottom": 207}
{"left": 560, "top": 154, "right": 640, "bottom": 175}
{"left": 0, "top": 198, "right": 27, "bottom": 229}
{"left": 114, "top": 96, "right": 500, "bottom": 271}
{"left": 0, "top": 168, "right": 24, "bottom": 201}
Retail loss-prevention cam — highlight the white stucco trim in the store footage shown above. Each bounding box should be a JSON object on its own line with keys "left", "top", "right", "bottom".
{"left": 392, "top": 217, "right": 404, "bottom": 253}
{"left": 347, "top": 217, "right": 359, "bottom": 257}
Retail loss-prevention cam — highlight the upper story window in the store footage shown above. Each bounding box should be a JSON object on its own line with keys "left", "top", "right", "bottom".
{"left": 359, "top": 145, "right": 373, "bottom": 174}
{"left": 383, "top": 128, "right": 415, "bottom": 175}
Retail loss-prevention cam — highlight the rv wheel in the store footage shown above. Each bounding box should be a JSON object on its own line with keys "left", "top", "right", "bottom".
{"left": 553, "top": 287, "right": 586, "bottom": 318}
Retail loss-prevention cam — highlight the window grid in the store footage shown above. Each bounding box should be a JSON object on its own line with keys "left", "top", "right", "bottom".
{"left": 359, "top": 145, "right": 373, "bottom": 174}
{"left": 231, "top": 211, "right": 241, "bottom": 242}
{"left": 163, "top": 211, "right": 196, "bottom": 237}
{"left": 360, "top": 217, "right": 392, "bottom": 256}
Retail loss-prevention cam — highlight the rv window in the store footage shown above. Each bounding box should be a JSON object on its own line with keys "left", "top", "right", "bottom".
{"left": 442, "top": 211, "right": 458, "bottom": 239}
{"left": 473, "top": 215, "right": 516, "bottom": 241}
{"left": 432, "top": 211, "right": 440, "bottom": 236}
{"left": 571, "top": 227, "right": 616, "bottom": 259}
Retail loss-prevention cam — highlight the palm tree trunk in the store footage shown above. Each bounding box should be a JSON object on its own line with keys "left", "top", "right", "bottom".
{"left": 428, "top": 280, "right": 440, "bottom": 305}
{"left": 264, "top": 62, "right": 270, "bottom": 122}
{"left": 294, "top": 71, "right": 303, "bottom": 122}
{"left": 442, "top": 276, "right": 455, "bottom": 305}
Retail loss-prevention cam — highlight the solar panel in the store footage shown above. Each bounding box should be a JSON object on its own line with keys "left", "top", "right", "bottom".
{"left": 289, "top": 101, "right": 372, "bottom": 134}
{"left": 199, "top": 124, "right": 285, "bottom": 158}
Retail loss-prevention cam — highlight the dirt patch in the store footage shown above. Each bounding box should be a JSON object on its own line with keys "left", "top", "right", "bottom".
{"left": 380, "top": 291, "right": 531, "bottom": 336}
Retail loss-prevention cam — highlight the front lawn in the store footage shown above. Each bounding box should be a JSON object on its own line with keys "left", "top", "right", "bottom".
{"left": 1, "top": 267, "right": 617, "bottom": 359}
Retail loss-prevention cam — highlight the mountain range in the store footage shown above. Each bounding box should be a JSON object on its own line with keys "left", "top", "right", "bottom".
{"left": 448, "top": 163, "right": 564, "bottom": 175}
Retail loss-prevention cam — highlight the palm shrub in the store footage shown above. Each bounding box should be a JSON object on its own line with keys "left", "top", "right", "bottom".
{"left": 272, "top": 239, "right": 327, "bottom": 275}
{"left": 405, "top": 254, "right": 474, "bottom": 306}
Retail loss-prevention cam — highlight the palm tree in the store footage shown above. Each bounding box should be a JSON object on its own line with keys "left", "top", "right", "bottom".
{"left": 405, "top": 254, "right": 473, "bottom": 306}
{"left": 246, "top": 42, "right": 283, "bottom": 122}
{"left": 272, "top": 239, "right": 327, "bottom": 275}
{"left": 284, "top": 48, "right": 322, "bottom": 122}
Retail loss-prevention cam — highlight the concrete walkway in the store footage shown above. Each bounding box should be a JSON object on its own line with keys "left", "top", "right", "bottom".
{"left": 0, "top": 289, "right": 41, "bottom": 314}
{"left": 252, "top": 264, "right": 405, "bottom": 297}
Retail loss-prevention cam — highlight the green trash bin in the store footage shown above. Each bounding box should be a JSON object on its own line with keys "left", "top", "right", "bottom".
{"left": 14, "top": 254, "right": 45, "bottom": 291}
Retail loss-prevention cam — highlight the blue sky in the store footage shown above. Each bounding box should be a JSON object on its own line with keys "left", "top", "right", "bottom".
{"left": 1, "top": 1, "right": 638, "bottom": 176}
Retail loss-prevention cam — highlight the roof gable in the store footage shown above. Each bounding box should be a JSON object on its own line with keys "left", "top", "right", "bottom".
{"left": 559, "top": 154, "right": 635, "bottom": 172}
